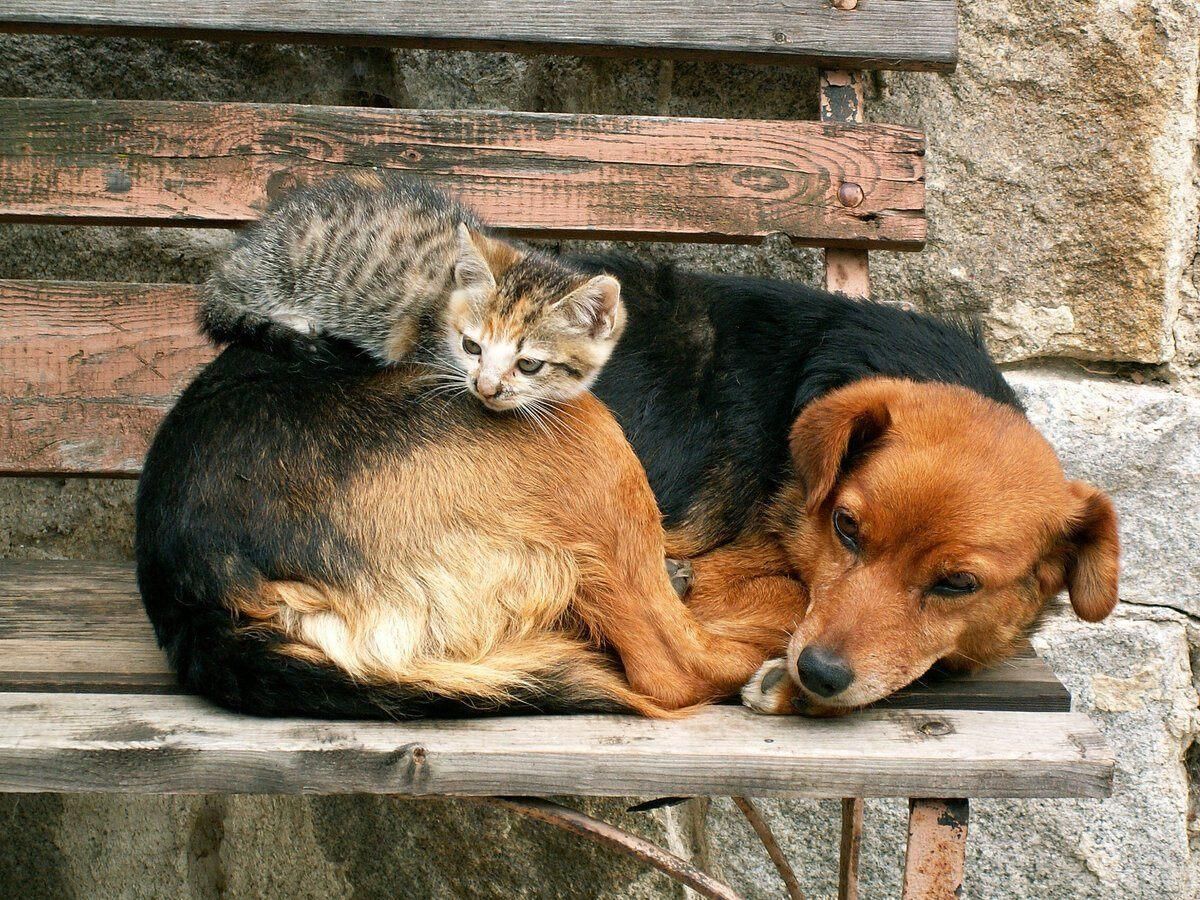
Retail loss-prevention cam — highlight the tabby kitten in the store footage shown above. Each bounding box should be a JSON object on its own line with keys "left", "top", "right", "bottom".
{"left": 201, "top": 172, "right": 624, "bottom": 411}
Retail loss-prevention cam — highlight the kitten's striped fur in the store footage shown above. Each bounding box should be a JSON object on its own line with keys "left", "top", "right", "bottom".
{"left": 202, "top": 171, "right": 625, "bottom": 412}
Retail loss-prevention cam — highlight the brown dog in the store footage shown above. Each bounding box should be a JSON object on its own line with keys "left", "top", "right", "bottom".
{"left": 140, "top": 264, "right": 1120, "bottom": 720}
{"left": 676, "top": 377, "right": 1120, "bottom": 715}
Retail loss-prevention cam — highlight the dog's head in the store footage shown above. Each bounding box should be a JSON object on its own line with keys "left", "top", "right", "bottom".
{"left": 771, "top": 377, "right": 1119, "bottom": 714}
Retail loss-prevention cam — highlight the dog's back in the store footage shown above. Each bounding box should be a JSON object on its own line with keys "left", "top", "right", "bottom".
{"left": 583, "top": 253, "right": 1019, "bottom": 551}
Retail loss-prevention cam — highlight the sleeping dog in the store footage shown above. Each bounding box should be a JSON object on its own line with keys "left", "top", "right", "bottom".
{"left": 585, "top": 253, "right": 1119, "bottom": 714}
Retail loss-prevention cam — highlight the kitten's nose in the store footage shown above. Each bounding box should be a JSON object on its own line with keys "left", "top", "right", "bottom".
{"left": 475, "top": 373, "right": 501, "bottom": 399}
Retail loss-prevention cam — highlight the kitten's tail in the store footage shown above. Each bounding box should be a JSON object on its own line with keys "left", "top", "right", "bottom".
{"left": 199, "top": 274, "right": 355, "bottom": 365}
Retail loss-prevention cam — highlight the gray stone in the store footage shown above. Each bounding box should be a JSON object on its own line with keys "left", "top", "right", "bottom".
{"left": 0, "top": 477, "right": 134, "bottom": 561}
{"left": 1009, "top": 369, "right": 1200, "bottom": 616}
{"left": 0, "top": 793, "right": 690, "bottom": 899}
{"left": 870, "top": 0, "right": 1200, "bottom": 364}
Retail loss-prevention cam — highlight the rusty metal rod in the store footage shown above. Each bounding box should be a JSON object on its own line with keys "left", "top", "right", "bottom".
{"left": 838, "top": 798, "right": 863, "bottom": 900}
{"left": 733, "top": 796, "right": 805, "bottom": 900}
{"left": 479, "top": 796, "right": 741, "bottom": 900}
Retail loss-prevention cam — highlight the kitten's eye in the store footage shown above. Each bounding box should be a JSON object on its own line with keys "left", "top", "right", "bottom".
{"left": 461, "top": 336, "right": 482, "bottom": 355}
{"left": 516, "top": 358, "right": 544, "bottom": 375}
{"left": 930, "top": 573, "right": 980, "bottom": 596}
{"left": 832, "top": 508, "right": 860, "bottom": 553}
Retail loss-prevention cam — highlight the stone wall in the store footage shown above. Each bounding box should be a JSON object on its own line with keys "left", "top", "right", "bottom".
{"left": 1, "top": 2, "right": 1198, "bottom": 895}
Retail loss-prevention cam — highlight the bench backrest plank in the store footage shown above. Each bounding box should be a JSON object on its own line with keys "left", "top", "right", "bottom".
{"left": 0, "top": 99, "right": 926, "bottom": 247}
{"left": 1, "top": 280, "right": 204, "bottom": 476}
{"left": 0, "top": 0, "right": 959, "bottom": 72}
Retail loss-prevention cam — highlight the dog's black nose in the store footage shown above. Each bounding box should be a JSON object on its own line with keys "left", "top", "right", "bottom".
{"left": 796, "top": 646, "right": 854, "bottom": 697}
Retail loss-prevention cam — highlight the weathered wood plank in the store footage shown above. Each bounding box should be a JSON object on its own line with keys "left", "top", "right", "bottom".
{"left": 0, "top": 692, "right": 1111, "bottom": 798}
{"left": 0, "top": 280, "right": 210, "bottom": 475}
{"left": 0, "top": 561, "right": 1071, "bottom": 713}
{"left": 0, "top": 1, "right": 959, "bottom": 72}
{"left": 0, "top": 98, "right": 927, "bottom": 248}
{"left": 821, "top": 69, "right": 871, "bottom": 299}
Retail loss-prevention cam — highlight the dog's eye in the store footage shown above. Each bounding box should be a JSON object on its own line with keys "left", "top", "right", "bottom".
{"left": 462, "top": 336, "right": 482, "bottom": 355}
{"left": 931, "top": 573, "right": 980, "bottom": 596}
{"left": 832, "top": 508, "right": 860, "bottom": 552}
{"left": 516, "top": 357, "right": 544, "bottom": 375}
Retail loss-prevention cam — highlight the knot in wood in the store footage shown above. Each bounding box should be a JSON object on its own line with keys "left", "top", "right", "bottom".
{"left": 831, "top": 0, "right": 858, "bottom": 10}
{"left": 918, "top": 719, "right": 953, "bottom": 737}
{"left": 838, "top": 182, "right": 865, "bottom": 208}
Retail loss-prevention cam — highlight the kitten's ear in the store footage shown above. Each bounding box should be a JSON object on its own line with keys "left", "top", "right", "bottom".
{"left": 455, "top": 225, "right": 519, "bottom": 292}
{"left": 559, "top": 275, "right": 624, "bottom": 340}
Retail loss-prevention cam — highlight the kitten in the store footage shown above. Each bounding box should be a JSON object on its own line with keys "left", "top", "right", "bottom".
{"left": 201, "top": 172, "right": 624, "bottom": 412}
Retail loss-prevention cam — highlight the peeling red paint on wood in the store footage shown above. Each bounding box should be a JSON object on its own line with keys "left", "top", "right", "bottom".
{"left": 902, "top": 799, "right": 970, "bottom": 900}
{"left": 0, "top": 280, "right": 211, "bottom": 475}
{"left": 0, "top": 98, "right": 926, "bottom": 248}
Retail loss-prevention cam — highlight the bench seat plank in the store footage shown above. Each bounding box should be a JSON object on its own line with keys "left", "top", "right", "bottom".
{"left": 0, "top": 561, "right": 1070, "bottom": 712}
{"left": 0, "top": 98, "right": 926, "bottom": 248}
{"left": 0, "top": 0, "right": 958, "bottom": 72}
{"left": 0, "top": 692, "right": 1109, "bottom": 798}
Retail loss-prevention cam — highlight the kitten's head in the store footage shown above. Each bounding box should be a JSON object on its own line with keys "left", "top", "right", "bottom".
{"left": 444, "top": 225, "right": 625, "bottom": 412}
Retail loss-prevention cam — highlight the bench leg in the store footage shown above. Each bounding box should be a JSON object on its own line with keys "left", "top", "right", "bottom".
{"left": 838, "top": 797, "right": 863, "bottom": 900}
{"left": 901, "top": 799, "right": 969, "bottom": 900}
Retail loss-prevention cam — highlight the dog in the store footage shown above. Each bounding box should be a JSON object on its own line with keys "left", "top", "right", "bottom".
{"left": 137, "top": 254, "right": 1118, "bottom": 719}
{"left": 582, "top": 254, "right": 1120, "bottom": 714}
{"left": 135, "top": 341, "right": 788, "bottom": 718}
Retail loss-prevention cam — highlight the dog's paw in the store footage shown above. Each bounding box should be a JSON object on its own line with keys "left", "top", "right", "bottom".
{"left": 665, "top": 558, "right": 694, "bottom": 598}
{"left": 740, "top": 658, "right": 795, "bottom": 715}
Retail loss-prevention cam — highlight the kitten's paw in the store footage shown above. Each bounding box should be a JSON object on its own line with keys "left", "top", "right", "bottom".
{"left": 665, "top": 558, "right": 694, "bottom": 598}
{"left": 741, "top": 658, "right": 795, "bottom": 715}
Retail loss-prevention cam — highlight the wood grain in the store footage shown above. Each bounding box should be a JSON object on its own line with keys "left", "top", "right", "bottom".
{"left": 0, "top": 98, "right": 926, "bottom": 248}
{"left": 0, "top": 280, "right": 211, "bottom": 475}
{"left": 0, "top": 0, "right": 959, "bottom": 72}
{"left": 0, "top": 561, "right": 1070, "bottom": 714}
{"left": 838, "top": 797, "right": 864, "bottom": 900}
{"left": 0, "top": 691, "right": 1111, "bottom": 798}
{"left": 821, "top": 70, "right": 871, "bottom": 298}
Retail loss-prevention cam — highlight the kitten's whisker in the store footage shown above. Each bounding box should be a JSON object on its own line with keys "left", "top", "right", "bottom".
{"left": 517, "top": 405, "right": 552, "bottom": 441}
{"left": 527, "top": 399, "right": 576, "bottom": 442}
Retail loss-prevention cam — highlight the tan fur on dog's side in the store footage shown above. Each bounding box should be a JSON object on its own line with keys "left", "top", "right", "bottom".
{"left": 226, "top": 375, "right": 784, "bottom": 717}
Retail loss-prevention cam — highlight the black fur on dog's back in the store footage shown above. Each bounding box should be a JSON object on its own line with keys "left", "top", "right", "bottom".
{"left": 580, "top": 253, "right": 1020, "bottom": 549}
{"left": 136, "top": 343, "right": 445, "bottom": 717}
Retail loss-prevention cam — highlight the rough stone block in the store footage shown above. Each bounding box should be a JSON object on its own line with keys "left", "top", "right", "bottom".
{"left": 1010, "top": 369, "right": 1200, "bottom": 616}
{"left": 871, "top": 0, "right": 1200, "bottom": 364}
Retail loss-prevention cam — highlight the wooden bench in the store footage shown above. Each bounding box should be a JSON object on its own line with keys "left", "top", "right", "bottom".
{"left": 0, "top": 4, "right": 1112, "bottom": 898}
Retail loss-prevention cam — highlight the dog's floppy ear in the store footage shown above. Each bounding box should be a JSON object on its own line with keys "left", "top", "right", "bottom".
{"left": 1059, "top": 481, "right": 1120, "bottom": 622}
{"left": 789, "top": 383, "right": 892, "bottom": 514}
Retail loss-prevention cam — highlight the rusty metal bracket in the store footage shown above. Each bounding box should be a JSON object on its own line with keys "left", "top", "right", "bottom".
{"left": 477, "top": 796, "right": 742, "bottom": 900}
{"left": 733, "top": 796, "right": 806, "bottom": 900}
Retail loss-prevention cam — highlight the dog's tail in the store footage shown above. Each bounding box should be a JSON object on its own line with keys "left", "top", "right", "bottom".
{"left": 157, "top": 578, "right": 676, "bottom": 719}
